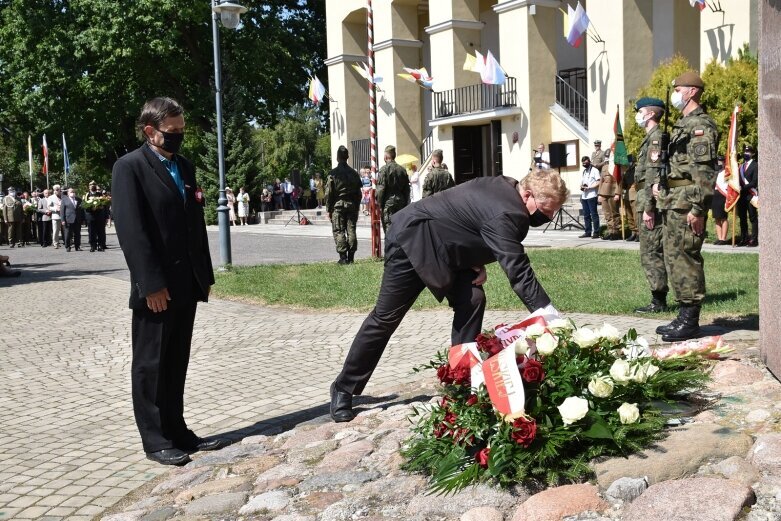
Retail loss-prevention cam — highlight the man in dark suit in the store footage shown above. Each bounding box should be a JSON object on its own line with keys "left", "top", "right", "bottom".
{"left": 112, "top": 97, "right": 226, "bottom": 466}
{"left": 737, "top": 144, "right": 758, "bottom": 247}
{"left": 329, "top": 169, "right": 569, "bottom": 422}
{"left": 60, "top": 187, "right": 84, "bottom": 251}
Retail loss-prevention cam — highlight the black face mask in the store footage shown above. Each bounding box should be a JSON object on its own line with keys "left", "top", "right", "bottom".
{"left": 156, "top": 130, "right": 184, "bottom": 155}
{"left": 743, "top": 153, "right": 752, "bottom": 161}
{"left": 529, "top": 209, "right": 552, "bottom": 227}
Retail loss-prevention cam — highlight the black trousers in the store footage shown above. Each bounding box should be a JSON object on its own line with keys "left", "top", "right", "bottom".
{"left": 63, "top": 222, "right": 81, "bottom": 248}
{"left": 131, "top": 300, "right": 200, "bottom": 453}
{"left": 737, "top": 195, "right": 758, "bottom": 240}
{"left": 87, "top": 220, "right": 107, "bottom": 248}
{"left": 335, "top": 241, "right": 486, "bottom": 396}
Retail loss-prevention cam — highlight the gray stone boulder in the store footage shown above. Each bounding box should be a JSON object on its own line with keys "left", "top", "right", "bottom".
{"left": 749, "top": 434, "right": 781, "bottom": 474}
{"left": 604, "top": 477, "right": 648, "bottom": 503}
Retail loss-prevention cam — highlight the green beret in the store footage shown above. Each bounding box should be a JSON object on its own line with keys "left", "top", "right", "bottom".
{"left": 384, "top": 145, "right": 396, "bottom": 154}
{"left": 634, "top": 97, "right": 666, "bottom": 111}
{"left": 672, "top": 71, "right": 704, "bottom": 89}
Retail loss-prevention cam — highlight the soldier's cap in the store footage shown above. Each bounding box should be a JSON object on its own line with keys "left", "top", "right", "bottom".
{"left": 384, "top": 145, "right": 396, "bottom": 154}
{"left": 593, "top": 140, "right": 601, "bottom": 146}
{"left": 672, "top": 71, "right": 704, "bottom": 89}
{"left": 744, "top": 144, "right": 755, "bottom": 153}
{"left": 634, "top": 97, "right": 665, "bottom": 111}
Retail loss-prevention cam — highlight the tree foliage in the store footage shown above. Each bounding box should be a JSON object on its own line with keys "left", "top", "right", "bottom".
{"left": 624, "top": 47, "right": 758, "bottom": 156}
{"left": 0, "top": 0, "right": 326, "bottom": 190}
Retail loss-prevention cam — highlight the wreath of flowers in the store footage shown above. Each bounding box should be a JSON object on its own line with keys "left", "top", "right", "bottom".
{"left": 401, "top": 318, "right": 730, "bottom": 494}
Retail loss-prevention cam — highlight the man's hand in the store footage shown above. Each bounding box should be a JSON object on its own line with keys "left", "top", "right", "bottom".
{"left": 327, "top": 212, "right": 332, "bottom": 221}
{"left": 652, "top": 184, "right": 660, "bottom": 198}
{"left": 687, "top": 213, "right": 705, "bottom": 236}
{"left": 643, "top": 211, "right": 655, "bottom": 230}
{"left": 146, "top": 288, "right": 171, "bottom": 313}
{"left": 613, "top": 194, "right": 620, "bottom": 202}
{"left": 471, "top": 265, "right": 487, "bottom": 286}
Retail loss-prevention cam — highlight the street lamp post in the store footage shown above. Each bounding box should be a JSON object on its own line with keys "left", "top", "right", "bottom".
{"left": 211, "top": 0, "right": 247, "bottom": 269}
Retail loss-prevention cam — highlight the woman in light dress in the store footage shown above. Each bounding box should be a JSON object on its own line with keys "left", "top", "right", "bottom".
{"left": 226, "top": 188, "right": 238, "bottom": 226}
{"left": 237, "top": 187, "right": 250, "bottom": 225}
{"left": 409, "top": 164, "right": 421, "bottom": 202}
{"left": 315, "top": 173, "right": 325, "bottom": 208}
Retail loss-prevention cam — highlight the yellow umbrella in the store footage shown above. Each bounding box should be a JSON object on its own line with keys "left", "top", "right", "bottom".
{"left": 395, "top": 154, "right": 419, "bottom": 166}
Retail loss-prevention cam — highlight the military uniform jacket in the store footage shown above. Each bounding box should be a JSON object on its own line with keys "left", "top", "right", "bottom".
{"left": 422, "top": 167, "right": 455, "bottom": 198}
{"left": 635, "top": 125, "right": 664, "bottom": 214}
{"left": 325, "top": 162, "right": 362, "bottom": 214}
{"left": 376, "top": 160, "right": 410, "bottom": 209}
{"left": 597, "top": 167, "right": 619, "bottom": 197}
{"left": 591, "top": 149, "right": 606, "bottom": 171}
{"left": 388, "top": 176, "right": 550, "bottom": 311}
{"left": 659, "top": 107, "right": 719, "bottom": 216}
{"left": 2, "top": 195, "right": 23, "bottom": 222}
{"left": 112, "top": 144, "right": 215, "bottom": 310}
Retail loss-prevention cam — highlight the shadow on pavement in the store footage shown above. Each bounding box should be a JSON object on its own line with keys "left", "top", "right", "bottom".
{"left": 0, "top": 266, "right": 127, "bottom": 286}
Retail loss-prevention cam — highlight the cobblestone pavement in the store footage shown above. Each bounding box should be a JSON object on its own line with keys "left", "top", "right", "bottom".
{"left": 0, "top": 230, "right": 758, "bottom": 520}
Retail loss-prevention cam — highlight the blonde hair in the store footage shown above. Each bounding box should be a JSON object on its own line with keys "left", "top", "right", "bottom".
{"left": 520, "top": 169, "right": 569, "bottom": 206}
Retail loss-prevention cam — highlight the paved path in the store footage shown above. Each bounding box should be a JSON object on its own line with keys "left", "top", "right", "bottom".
{"left": 0, "top": 228, "right": 758, "bottom": 520}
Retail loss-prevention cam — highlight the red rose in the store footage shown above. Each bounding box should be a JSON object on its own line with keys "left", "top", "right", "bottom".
{"left": 511, "top": 417, "right": 537, "bottom": 447}
{"left": 476, "top": 333, "right": 503, "bottom": 357}
{"left": 437, "top": 364, "right": 454, "bottom": 385}
{"left": 433, "top": 423, "right": 448, "bottom": 438}
{"left": 521, "top": 358, "right": 545, "bottom": 384}
{"left": 443, "top": 411, "right": 457, "bottom": 425}
{"left": 476, "top": 447, "right": 491, "bottom": 468}
{"left": 451, "top": 364, "right": 471, "bottom": 386}
{"left": 466, "top": 395, "right": 479, "bottom": 406}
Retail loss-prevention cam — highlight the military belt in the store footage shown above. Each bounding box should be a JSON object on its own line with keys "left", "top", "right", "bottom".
{"left": 667, "top": 179, "right": 694, "bottom": 188}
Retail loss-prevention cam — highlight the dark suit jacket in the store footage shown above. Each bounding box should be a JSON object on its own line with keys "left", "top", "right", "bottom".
{"left": 112, "top": 144, "right": 214, "bottom": 310}
{"left": 388, "top": 175, "right": 550, "bottom": 311}
{"left": 60, "top": 196, "right": 84, "bottom": 224}
{"left": 742, "top": 160, "right": 758, "bottom": 193}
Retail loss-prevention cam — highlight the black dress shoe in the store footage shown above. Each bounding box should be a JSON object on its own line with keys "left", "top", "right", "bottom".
{"left": 146, "top": 448, "right": 191, "bottom": 466}
{"left": 66, "top": 247, "right": 71, "bottom": 252}
{"left": 181, "top": 437, "right": 230, "bottom": 454}
{"left": 578, "top": 233, "right": 591, "bottom": 238}
{"left": 330, "top": 381, "right": 356, "bottom": 423}
{"left": 90, "top": 247, "right": 95, "bottom": 252}
{"left": 75, "top": 247, "right": 81, "bottom": 251}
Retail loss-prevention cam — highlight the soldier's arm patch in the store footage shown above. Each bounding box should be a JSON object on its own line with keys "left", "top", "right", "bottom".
{"left": 694, "top": 129, "right": 705, "bottom": 137}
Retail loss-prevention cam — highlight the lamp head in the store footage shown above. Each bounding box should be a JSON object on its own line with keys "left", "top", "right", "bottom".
{"left": 213, "top": 1, "right": 247, "bottom": 29}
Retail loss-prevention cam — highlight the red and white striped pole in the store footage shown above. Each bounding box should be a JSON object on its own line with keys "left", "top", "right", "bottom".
{"left": 367, "top": 0, "right": 382, "bottom": 257}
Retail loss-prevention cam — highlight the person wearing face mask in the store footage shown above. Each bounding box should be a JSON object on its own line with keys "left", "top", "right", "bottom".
{"left": 329, "top": 169, "right": 569, "bottom": 422}
{"left": 578, "top": 156, "right": 601, "bottom": 239}
{"left": 632, "top": 97, "right": 669, "bottom": 314}
{"left": 736, "top": 144, "right": 758, "bottom": 247}
{"left": 111, "top": 97, "right": 225, "bottom": 466}
{"left": 60, "top": 187, "right": 84, "bottom": 251}
{"left": 652, "top": 72, "right": 719, "bottom": 342}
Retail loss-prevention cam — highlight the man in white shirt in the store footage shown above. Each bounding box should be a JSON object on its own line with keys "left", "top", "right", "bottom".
{"left": 283, "top": 177, "right": 294, "bottom": 210}
{"left": 578, "top": 156, "right": 601, "bottom": 239}
{"left": 47, "top": 184, "right": 63, "bottom": 248}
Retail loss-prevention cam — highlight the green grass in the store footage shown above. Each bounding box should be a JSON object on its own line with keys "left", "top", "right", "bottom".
{"left": 213, "top": 248, "right": 758, "bottom": 320}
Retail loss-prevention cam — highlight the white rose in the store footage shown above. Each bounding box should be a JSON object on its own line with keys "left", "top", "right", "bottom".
{"left": 525, "top": 323, "right": 546, "bottom": 338}
{"left": 587, "top": 374, "right": 614, "bottom": 398}
{"left": 557, "top": 396, "right": 589, "bottom": 425}
{"left": 609, "top": 359, "right": 632, "bottom": 384}
{"left": 572, "top": 327, "right": 598, "bottom": 348}
{"left": 536, "top": 332, "right": 558, "bottom": 356}
{"left": 548, "top": 318, "right": 572, "bottom": 332}
{"left": 514, "top": 338, "right": 529, "bottom": 356}
{"left": 617, "top": 402, "right": 640, "bottom": 424}
{"left": 624, "top": 337, "right": 651, "bottom": 359}
{"left": 598, "top": 323, "right": 622, "bottom": 342}
{"left": 630, "top": 361, "right": 660, "bottom": 383}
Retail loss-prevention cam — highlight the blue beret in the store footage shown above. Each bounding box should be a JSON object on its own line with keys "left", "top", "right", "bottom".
{"left": 634, "top": 97, "right": 665, "bottom": 111}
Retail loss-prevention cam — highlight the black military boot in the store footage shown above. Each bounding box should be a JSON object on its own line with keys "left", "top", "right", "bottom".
{"left": 347, "top": 250, "right": 355, "bottom": 264}
{"left": 338, "top": 252, "right": 348, "bottom": 265}
{"left": 661, "top": 305, "right": 701, "bottom": 342}
{"left": 635, "top": 291, "right": 668, "bottom": 314}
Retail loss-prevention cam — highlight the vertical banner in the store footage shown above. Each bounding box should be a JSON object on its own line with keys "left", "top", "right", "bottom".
{"left": 42, "top": 134, "right": 49, "bottom": 189}
{"left": 27, "top": 135, "right": 34, "bottom": 191}
{"left": 62, "top": 133, "right": 71, "bottom": 188}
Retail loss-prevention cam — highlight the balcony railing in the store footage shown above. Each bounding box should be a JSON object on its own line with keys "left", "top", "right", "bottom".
{"left": 419, "top": 130, "right": 433, "bottom": 164}
{"left": 555, "top": 69, "right": 588, "bottom": 129}
{"left": 433, "top": 77, "right": 517, "bottom": 119}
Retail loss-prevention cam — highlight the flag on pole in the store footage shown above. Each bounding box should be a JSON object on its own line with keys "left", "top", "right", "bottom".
{"left": 351, "top": 62, "right": 382, "bottom": 85}
{"left": 463, "top": 50, "right": 484, "bottom": 74}
{"left": 567, "top": 2, "right": 590, "bottom": 48}
{"left": 397, "top": 67, "right": 434, "bottom": 90}
{"left": 27, "top": 135, "right": 33, "bottom": 191}
{"left": 308, "top": 76, "right": 327, "bottom": 105}
{"left": 611, "top": 106, "right": 628, "bottom": 183}
{"left": 720, "top": 105, "right": 742, "bottom": 212}
{"left": 42, "top": 134, "right": 49, "bottom": 175}
{"left": 689, "top": 0, "right": 707, "bottom": 11}
{"left": 62, "top": 133, "right": 71, "bottom": 185}
{"left": 481, "top": 50, "right": 506, "bottom": 85}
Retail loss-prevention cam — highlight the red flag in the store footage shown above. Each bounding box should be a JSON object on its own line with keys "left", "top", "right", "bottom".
{"left": 722, "top": 106, "right": 741, "bottom": 212}
{"left": 42, "top": 134, "right": 49, "bottom": 175}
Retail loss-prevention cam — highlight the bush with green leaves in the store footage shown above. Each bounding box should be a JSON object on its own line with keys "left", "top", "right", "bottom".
{"left": 401, "top": 319, "right": 727, "bottom": 494}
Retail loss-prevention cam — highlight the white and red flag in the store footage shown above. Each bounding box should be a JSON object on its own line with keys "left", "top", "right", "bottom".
{"left": 308, "top": 76, "right": 326, "bottom": 105}
{"left": 719, "top": 105, "right": 741, "bottom": 212}
{"left": 567, "top": 2, "right": 590, "bottom": 48}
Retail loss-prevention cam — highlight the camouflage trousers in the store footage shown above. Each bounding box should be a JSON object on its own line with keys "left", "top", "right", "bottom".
{"left": 331, "top": 208, "right": 358, "bottom": 254}
{"left": 638, "top": 210, "right": 667, "bottom": 294}
{"left": 381, "top": 203, "right": 405, "bottom": 234}
{"left": 661, "top": 209, "right": 705, "bottom": 305}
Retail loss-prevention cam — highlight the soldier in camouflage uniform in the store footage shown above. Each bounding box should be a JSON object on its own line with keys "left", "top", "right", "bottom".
{"left": 376, "top": 145, "right": 410, "bottom": 234}
{"left": 422, "top": 149, "right": 455, "bottom": 198}
{"left": 632, "top": 97, "right": 668, "bottom": 314}
{"left": 326, "top": 145, "right": 363, "bottom": 264}
{"left": 653, "top": 72, "right": 719, "bottom": 342}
